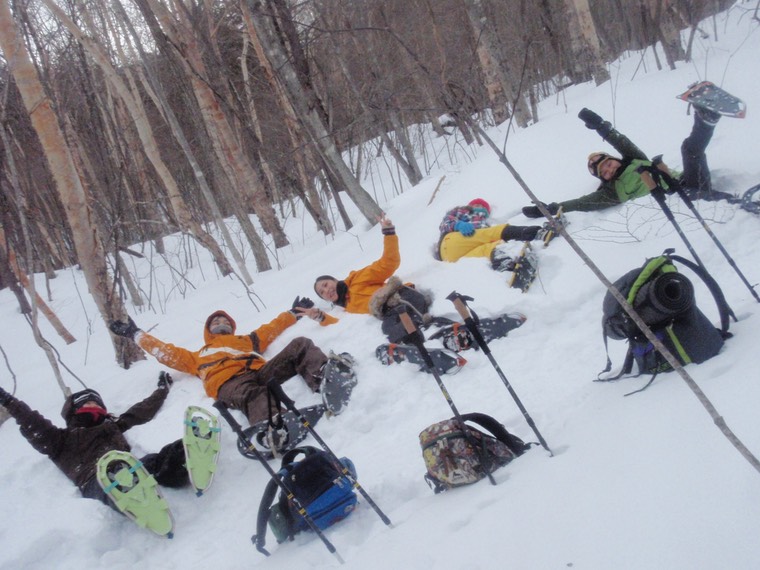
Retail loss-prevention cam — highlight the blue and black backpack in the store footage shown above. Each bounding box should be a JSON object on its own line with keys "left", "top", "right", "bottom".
{"left": 254, "top": 446, "right": 357, "bottom": 550}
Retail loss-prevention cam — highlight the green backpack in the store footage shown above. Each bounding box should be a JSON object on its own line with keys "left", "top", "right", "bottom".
{"left": 599, "top": 250, "right": 731, "bottom": 381}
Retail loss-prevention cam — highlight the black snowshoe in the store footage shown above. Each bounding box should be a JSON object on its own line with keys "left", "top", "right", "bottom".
{"left": 376, "top": 343, "right": 467, "bottom": 375}
{"left": 677, "top": 81, "right": 746, "bottom": 119}
{"left": 319, "top": 351, "right": 357, "bottom": 416}
{"left": 429, "top": 314, "right": 526, "bottom": 352}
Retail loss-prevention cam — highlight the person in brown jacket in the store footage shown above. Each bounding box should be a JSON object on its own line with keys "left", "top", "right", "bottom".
{"left": 109, "top": 302, "right": 356, "bottom": 437}
{"left": 0, "top": 376, "right": 188, "bottom": 508}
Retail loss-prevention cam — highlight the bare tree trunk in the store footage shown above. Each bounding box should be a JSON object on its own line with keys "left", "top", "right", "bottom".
{"left": 562, "top": 0, "right": 610, "bottom": 85}
{"left": 0, "top": 1, "right": 144, "bottom": 367}
{"left": 111, "top": 1, "right": 255, "bottom": 284}
{"left": 242, "top": 0, "right": 383, "bottom": 223}
{"left": 141, "top": 0, "right": 286, "bottom": 262}
{"left": 463, "top": 0, "right": 531, "bottom": 127}
{"left": 40, "top": 0, "right": 236, "bottom": 281}
{"left": 243, "top": 21, "right": 335, "bottom": 234}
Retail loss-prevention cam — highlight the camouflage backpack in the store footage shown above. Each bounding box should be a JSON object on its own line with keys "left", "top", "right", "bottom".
{"left": 419, "top": 413, "right": 530, "bottom": 493}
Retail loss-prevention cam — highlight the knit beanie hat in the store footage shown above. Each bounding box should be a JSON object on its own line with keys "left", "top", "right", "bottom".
{"left": 468, "top": 198, "right": 491, "bottom": 213}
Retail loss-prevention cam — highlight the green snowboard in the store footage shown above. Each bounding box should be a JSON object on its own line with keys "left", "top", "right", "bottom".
{"left": 96, "top": 450, "right": 175, "bottom": 538}
{"left": 182, "top": 405, "right": 222, "bottom": 496}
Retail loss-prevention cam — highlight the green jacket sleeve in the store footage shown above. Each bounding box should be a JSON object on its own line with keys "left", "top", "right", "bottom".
{"left": 559, "top": 183, "right": 620, "bottom": 212}
{"left": 603, "top": 128, "right": 648, "bottom": 161}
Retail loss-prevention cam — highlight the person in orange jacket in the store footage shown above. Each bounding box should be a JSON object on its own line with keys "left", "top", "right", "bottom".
{"left": 109, "top": 302, "right": 354, "bottom": 432}
{"left": 313, "top": 215, "right": 400, "bottom": 321}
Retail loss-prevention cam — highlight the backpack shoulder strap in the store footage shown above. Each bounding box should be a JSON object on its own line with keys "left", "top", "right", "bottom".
{"left": 459, "top": 412, "right": 530, "bottom": 455}
{"left": 669, "top": 254, "right": 731, "bottom": 336}
{"left": 253, "top": 473, "right": 282, "bottom": 554}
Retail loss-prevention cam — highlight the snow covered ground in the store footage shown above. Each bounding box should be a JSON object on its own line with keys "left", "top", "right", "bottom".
{"left": 1, "top": 5, "right": 759, "bottom": 569}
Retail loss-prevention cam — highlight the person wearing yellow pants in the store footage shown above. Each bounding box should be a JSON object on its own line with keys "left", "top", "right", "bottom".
{"left": 436, "top": 198, "right": 547, "bottom": 271}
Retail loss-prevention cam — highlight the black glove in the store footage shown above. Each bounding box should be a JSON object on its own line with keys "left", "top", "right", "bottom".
{"left": 578, "top": 108, "right": 612, "bottom": 138}
{"left": 157, "top": 371, "right": 173, "bottom": 390}
{"left": 0, "top": 386, "right": 12, "bottom": 407}
{"left": 109, "top": 317, "right": 140, "bottom": 340}
{"left": 290, "top": 296, "right": 315, "bottom": 318}
{"left": 522, "top": 202, "right": 559, "bottom": 219}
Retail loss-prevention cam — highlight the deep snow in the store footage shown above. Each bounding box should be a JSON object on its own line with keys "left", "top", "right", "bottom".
{"left": 1, "top": 5, "right": 760, "bottom": 569}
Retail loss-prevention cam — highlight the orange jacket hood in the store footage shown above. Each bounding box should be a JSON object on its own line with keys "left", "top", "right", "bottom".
{"left": 204, "top": 310, "right": 237, "bottom": 343}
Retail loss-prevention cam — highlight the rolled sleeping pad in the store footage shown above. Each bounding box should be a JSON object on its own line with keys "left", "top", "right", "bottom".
{"left": 634, "top": 272, "right": 694, "bottom": 325}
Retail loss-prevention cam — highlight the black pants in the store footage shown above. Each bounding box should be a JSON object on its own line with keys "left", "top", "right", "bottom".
{"left": 680, "top": 114, "right": 716, "bottom": 196}
{"left": 80, "top": 439, "right": 188, "bottom": 509}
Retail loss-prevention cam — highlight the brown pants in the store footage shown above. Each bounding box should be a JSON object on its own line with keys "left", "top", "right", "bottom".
{"left": 216, "top": 337, "right": 327, "bottom": 426}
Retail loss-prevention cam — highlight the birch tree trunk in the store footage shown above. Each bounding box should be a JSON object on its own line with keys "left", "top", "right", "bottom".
{"left": 140, "top": 0, "right": 285, "bottom": 263}
{"left": 40, "top": 0, "right": 236, "bottom": 280}
{"left": 0, "top": 0, "right": 144, "bottom": 367}
{"left": 562, "top": 0, "right": 610, "bottom": 85}
{"left": 110, "top": 1, "right": 254, "bottom": 284}
{"left": 463, "top": 0, "right": 531, "bottom": 127}
{"left": 242, "top": 0, "right": 383, "bottom": 224}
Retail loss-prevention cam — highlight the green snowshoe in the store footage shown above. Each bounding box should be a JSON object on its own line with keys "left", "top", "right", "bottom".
{"left": 182, "top": 406, "right": 222, "bottom": 496}
{"left": 96, "top": 450, "right": 175, "bottom": 538}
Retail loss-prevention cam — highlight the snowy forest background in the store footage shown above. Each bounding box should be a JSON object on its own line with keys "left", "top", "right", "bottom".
{"left": 2, "top": 1, "right": 760, "bottom": 569}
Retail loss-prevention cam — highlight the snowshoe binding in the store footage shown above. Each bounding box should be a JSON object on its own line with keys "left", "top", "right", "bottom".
{"left": 182, "top": 406, "right": 222, "bottom": 496}
{"left": 508, "top": 243, "right": 539, "bottom": 292}
{"left": 238, "top": 404, "right": 326, "bottom": 460}
{"left": 320, "top": 351, "right": 358, "bottom": 416}
{"left": 429, "top": 314, "right": 527, "bottom": 352}
{"left": 376, "top": 343, "right": 467, "bottom": 375}
{"left": 96, "top": 450, "right": 175, "bottom": 538}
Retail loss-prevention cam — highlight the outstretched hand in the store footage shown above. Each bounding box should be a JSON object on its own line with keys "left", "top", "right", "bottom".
{"left": 157, "top": 371, "right": 173, "bottom": 390}
{"left": 290, "top": 296, "right": 315, "bottom": 319}
{"left": 578, "top": 108, "right": 612, "bottom": 138}
{"left": 378, "top": 214, "right": 395, "bottom": 235}
{"left": 109, "top": 317, "right": 140, "bottom": 340}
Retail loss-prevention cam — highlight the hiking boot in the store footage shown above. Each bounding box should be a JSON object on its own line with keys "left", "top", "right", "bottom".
{"left": 255, "top": 420, "right": 289, "bottom": 457}
{"left": 693, "top": 104, "right": 721, "bottom": 127}
{"left": 490, "top": 248, "right": 515, "bottom": 272}
{"left": 441, "top": 323, "right": 474, "bottom": 352}
{"left": 536, "top": 212, "right": 566, "bottom": 244}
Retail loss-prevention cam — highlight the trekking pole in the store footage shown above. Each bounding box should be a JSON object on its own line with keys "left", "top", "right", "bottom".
{"left": 212, "top": 401, "right": 344, "bottom": 564}
{"left": 266, "top": 381, "right": 393, "bottom": 528}
{"left": 398, "top": 311, "right": 498, "bottom": 486}
{"left": 651, "top": 160, "right": 760, "bottom": 304}
{"left": 638, "top": 166, "right": 737, "bottom": 321}
{"left": 446, "top": 292, "right": 553, "bottom": 456}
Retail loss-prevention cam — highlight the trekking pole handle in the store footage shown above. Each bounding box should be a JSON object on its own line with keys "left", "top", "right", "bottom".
{"left": 450, "top": 296, "right": 470, "bottom": 321}
{"left": 266, "top": 379, "right": 296, "bottom": 410}
{"left": 399, "top": 311, "right": 416, "bottom": 334}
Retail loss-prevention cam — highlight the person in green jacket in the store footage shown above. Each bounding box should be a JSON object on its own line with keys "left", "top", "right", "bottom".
{"left": 522, "top": 102, "right": 737, "bottom": 218}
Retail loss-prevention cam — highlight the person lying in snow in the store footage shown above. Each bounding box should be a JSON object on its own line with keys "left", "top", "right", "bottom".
{"left": 313, "top": 214, "right": 525, "bottom": 354}
{"left": 521, "top": 98, "right": 738, "bottom": 218}
{"left": 436, "top": 198, "right": 555, "bottom": 273}
{"left": 0, "top": 379, "right": 190, "bottom": 508}
{"left": 109, "top": 306, "right": 356, "bottom": 448}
